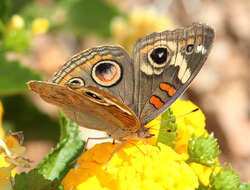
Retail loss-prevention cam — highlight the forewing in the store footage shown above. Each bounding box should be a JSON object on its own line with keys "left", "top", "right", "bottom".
{"left": 27, "top": 81, "right": 140, "bottom": 134}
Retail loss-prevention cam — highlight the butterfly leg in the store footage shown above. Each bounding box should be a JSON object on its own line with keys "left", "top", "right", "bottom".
{"left": 127, "top": 141, "right": 146, "bottom": 156}
{"left": 72, "top": 136, "right": 112, "bottom": 172}
{"left": 106, "top": 140, "right": 126, "bottom": 170}
{"left": 143, "top": 140, "right": 149, "bottom": 156}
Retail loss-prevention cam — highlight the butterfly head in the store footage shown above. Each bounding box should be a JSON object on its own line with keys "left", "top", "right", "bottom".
{"left": 136, "top": 125, "right": 155, "bottom": 139}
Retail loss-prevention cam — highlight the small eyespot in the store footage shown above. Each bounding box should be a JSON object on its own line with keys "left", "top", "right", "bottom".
{"left": 67, "top": 77, "right": 85, "bottom": 86}
{"left": 85, "top": 91, "right": 102, "bottom": 100}
{"left": 186, "top": 44, "right": 194, "bottom": 53}
{"left": 150, "top": 47, "right": 168, "bottom": 64}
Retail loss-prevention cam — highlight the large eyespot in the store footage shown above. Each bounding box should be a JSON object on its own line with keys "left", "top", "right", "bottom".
{"left": 91, "top": 60, "right": 122, "bottom": 87}
{"left": 148, "top": 46, "right": 170, "bottom": 69}
{"left": 67, "top": 77, "right": 85, "bottom": 86}
{"left": 186, "top": 44, "right": 194, "bottom": 54}
{"left": 150, "top": 47, "right": 168, "bottom": 64}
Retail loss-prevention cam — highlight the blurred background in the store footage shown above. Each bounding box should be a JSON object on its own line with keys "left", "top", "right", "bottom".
{"left": 0, "top": 0, "right": 249, "bottom": 181}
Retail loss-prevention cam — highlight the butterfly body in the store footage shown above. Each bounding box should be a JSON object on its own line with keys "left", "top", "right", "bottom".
{"left": 28, "top": 23, "right": 214, "bottom": 142}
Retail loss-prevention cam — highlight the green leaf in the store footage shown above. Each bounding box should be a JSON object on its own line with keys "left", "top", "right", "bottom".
{"left": 196, "top": 181, "right": 209, "bottom": 190}
{"left": 156, "top": 108, "right": 178, "bottom": 148}
{"left": 65, "top": 0, "right": 123, "bottom": 37}
{"left": 59, "top": 185, "right": 65, "bottom": 190}
{"left": 0, "top": 0, "right": 11, "bottom": 24}
{"left": 239, "top": 183, "right": 250, "bottom": 190}
{"left": 0, "top": 56, "right": 42, "bottom": 96}
{"left": 210, "top": 166, "right": 241, "bottom": 190}
{"left": 3, "top": 29, "right": 31, "bottom": 52}
{"left": 10, "top": 0, "right": 33, "bottom": 16}
{"left": 0, "top": 20, "right": 6, "bottom": 38}
{"left": 19, "top": 3, "right": 54, "bottom": 27}
{"left": 187, "top": 133, "right": 220, "bottom": 166}
{"left": 13, "top": 169, "right": 60, "bottom": 190}
{"left": 37, "top": 111, "right": 85, "bottom": 180}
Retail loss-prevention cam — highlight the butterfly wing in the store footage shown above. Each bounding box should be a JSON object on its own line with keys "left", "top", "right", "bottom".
{"left": 27, "top": 81, "right": 140, "bottom": 138}
{"left": 52, "top": 45, "right": 135, "bottom": 107}
{"left": 132, "top": 23, "right": 215, "bottom": 124}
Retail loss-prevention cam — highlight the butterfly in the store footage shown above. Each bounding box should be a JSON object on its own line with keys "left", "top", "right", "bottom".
{"left": 28, "top": 23, "right": 214, "bottom": 146}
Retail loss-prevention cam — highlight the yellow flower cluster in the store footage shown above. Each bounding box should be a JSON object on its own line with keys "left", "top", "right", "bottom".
{"left": 171, "top": 100, "right": 206, "bottom": 155}
{"left": 62, "top": 99, "right": 214, "bottom": 189}
{"left": 0, "top": 102, "right": 14, "bottom": 190}
{"left": 0, "top": 102, "right": 28, "bottom": 190}
{"left": 6, "top": 15, "right": 49, "bottom": 37}
{"left": 172, "top": 100, "right": 214, "bottom": 186}
{"left": 6, "top": 15, "right": 25, "bottom": 33}
{"left": 0, "top": 102, "right": 9, "bottom": 168}
{"left": 171, "top": 100, "right": 214, "bottom": 186}
{"left": 110, "top": 8, "right": 173, "bottom": 53}
{"left": 31, "top": 18, "right": 49, "bottom": 36}
{"left": 0, "top": 167, "right": 12, "bottom": 190}
{"left": 62, "top": 142, "right": 198, "bottom": 190}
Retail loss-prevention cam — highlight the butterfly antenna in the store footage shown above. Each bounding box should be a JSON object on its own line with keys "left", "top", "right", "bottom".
{"left": 148, "top": 108, "right": 200, "bottom": 130}
{"left": 174, "top": 108, "right": 199, "bottom": 120}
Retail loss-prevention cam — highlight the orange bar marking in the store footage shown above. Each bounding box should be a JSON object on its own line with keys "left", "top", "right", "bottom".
{"left": 90, "top": 55, "right": 101, "bottom": 63}
{"left": 197, "top": 36, "right": 202, "bottom": 44}
{"left": 180, "top": 40, "right": 186, "bottom": 49}
{"left": 102, "top": 54, "right": 112, "bottom": 59}
{"left": 160, "top": 83, "right": 176, "bottom": 97}
{"left": 187, "top": 37, "right": 195, "bottom": 44}
{"left": 149, "top": 95, "right": 164, "bottom": 109}
{"left": 59, "top": 55, "right": 101, "bottom": 85}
